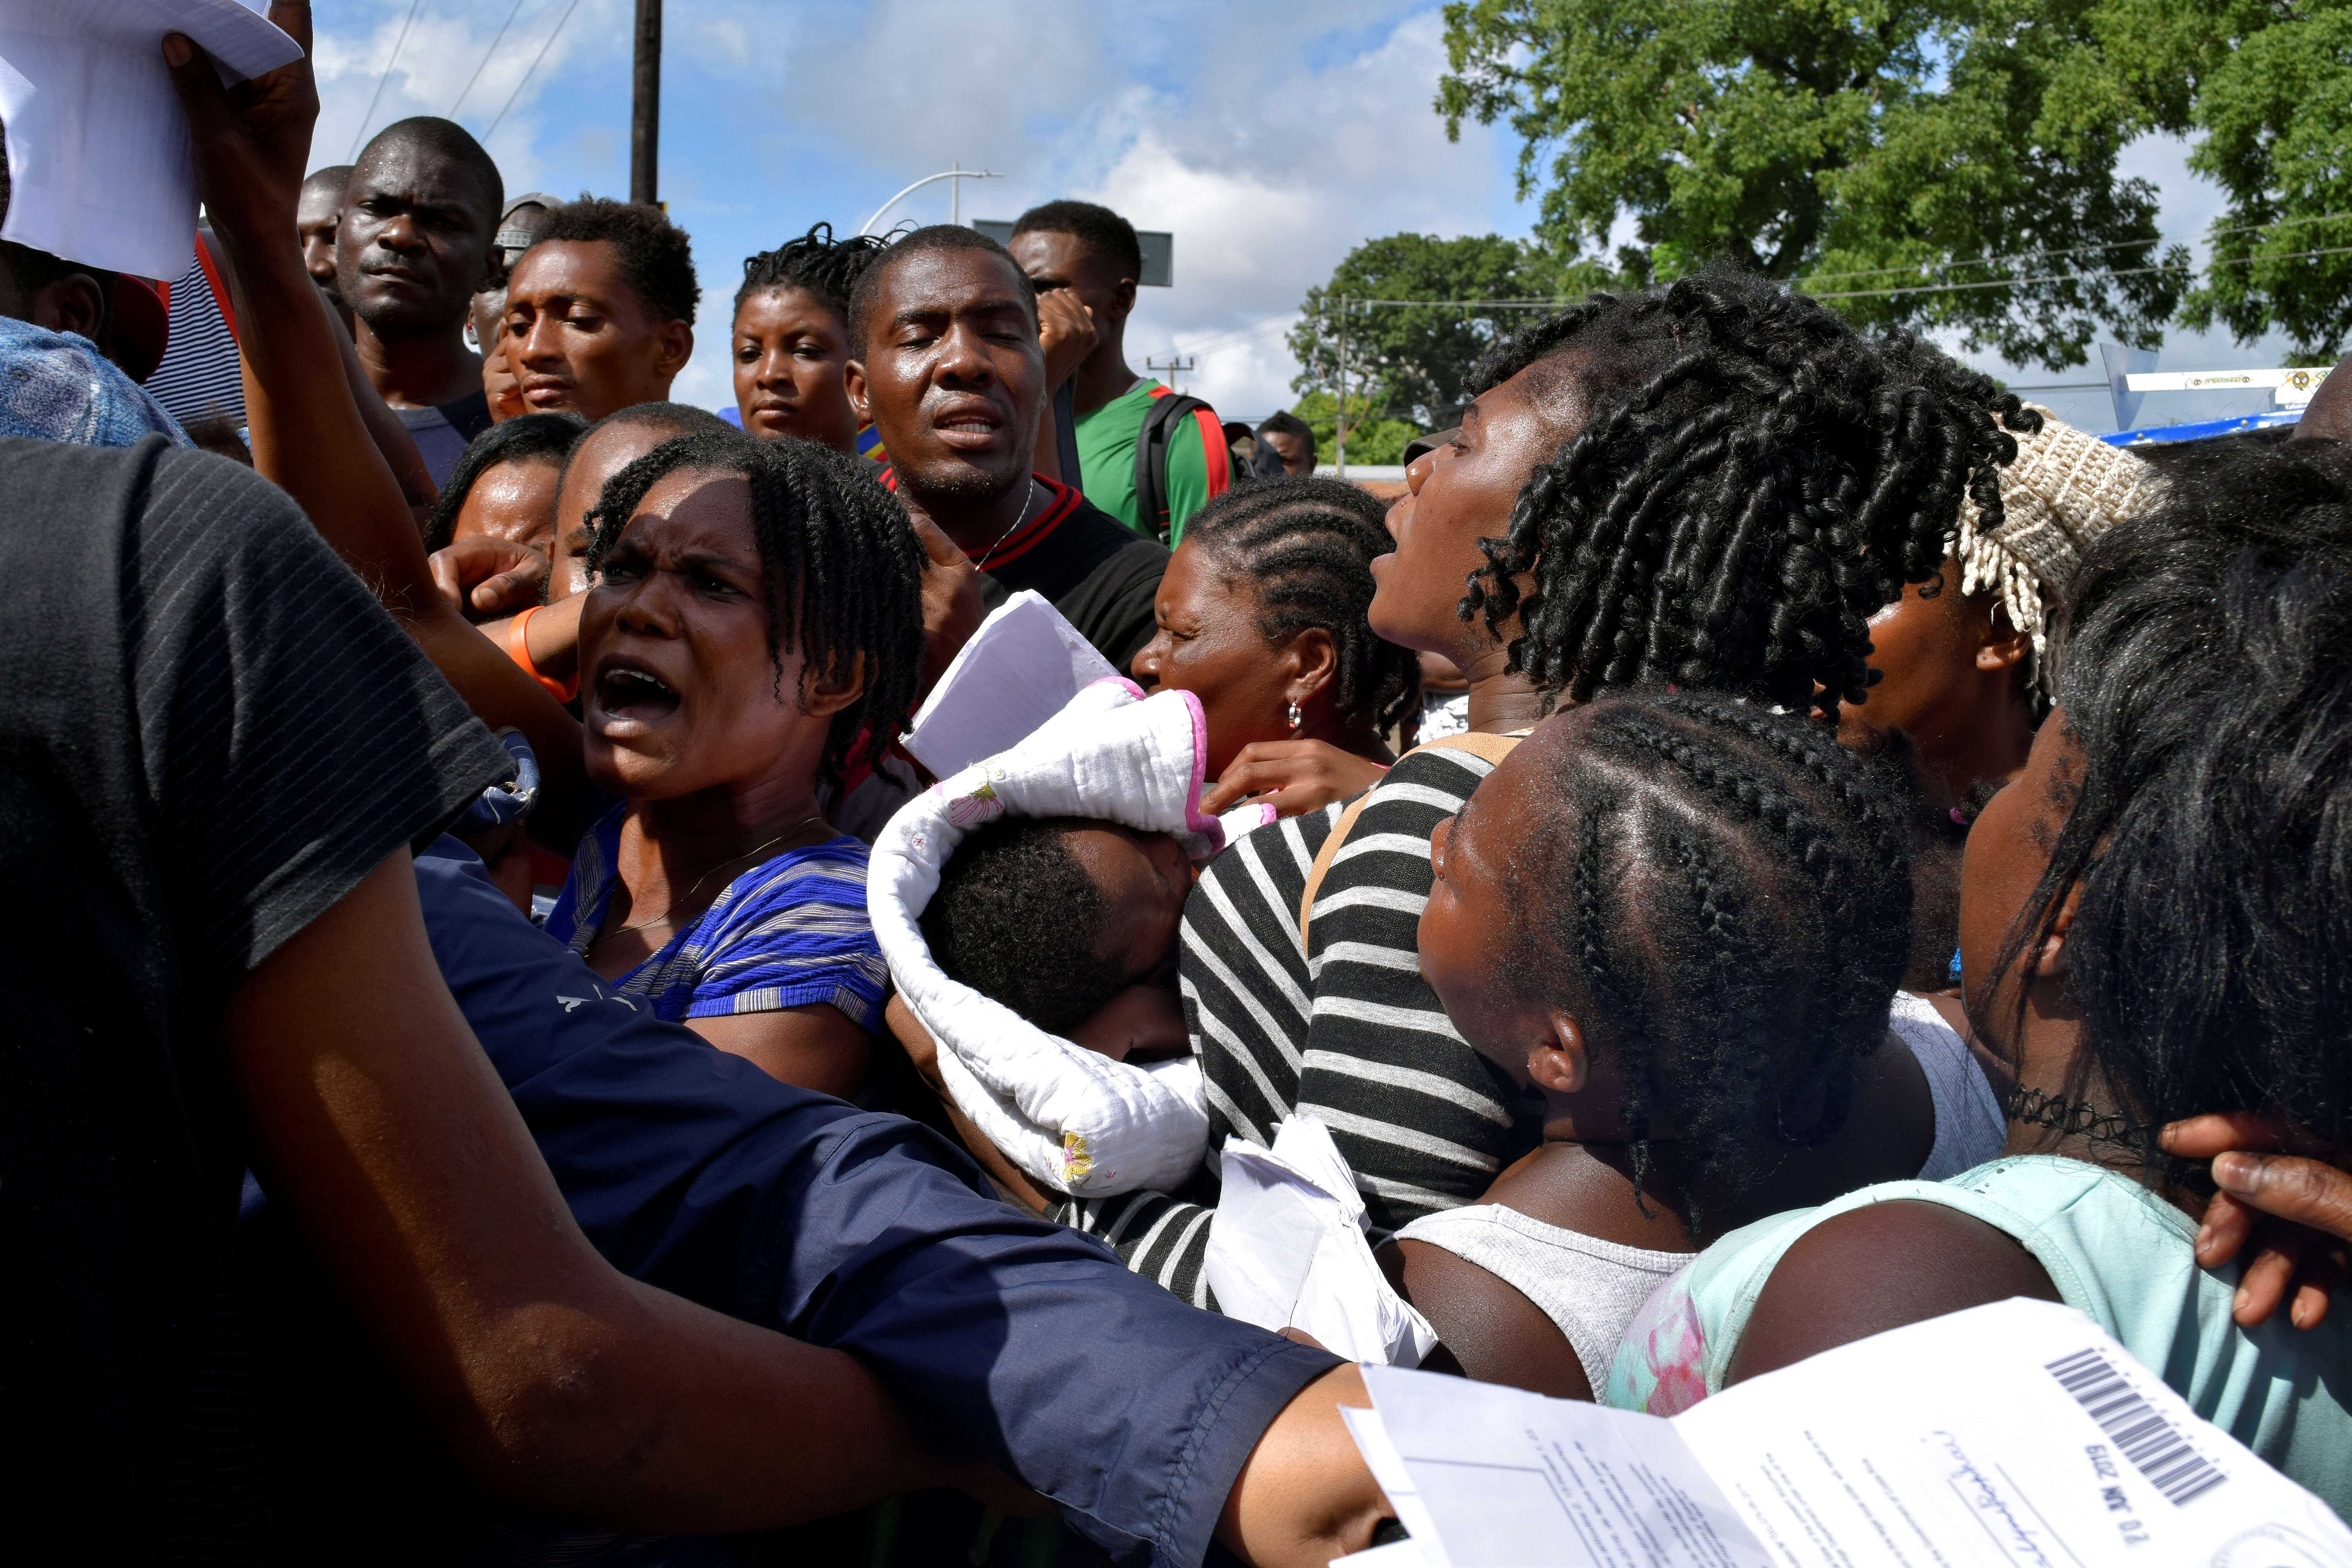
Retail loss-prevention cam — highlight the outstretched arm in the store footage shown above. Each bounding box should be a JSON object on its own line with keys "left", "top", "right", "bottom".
{"left": 227, "top": 847, "right": 975, "bottom": 1528}
{"left": 169, "top": 9, "right": 591, "bottom": 843}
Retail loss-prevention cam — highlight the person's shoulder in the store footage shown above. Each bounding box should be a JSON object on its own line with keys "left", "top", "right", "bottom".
{"left": 714, "top": 837, "right": 878, "bottom": 929}
{"left": 0, "top": 436, "right": 297, "bottom": 561}
{"left": 1079, "top": 379, "right": 1161, "bottom": 431}
{"left": 1048, "top": 494, "right": 1171, "bottom": 584}
{"left": 1726, "top": 1197, "right": 2060, "bottom": 1385}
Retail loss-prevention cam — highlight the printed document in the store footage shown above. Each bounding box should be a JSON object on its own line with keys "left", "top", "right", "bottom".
{"left": 1349, "top": 1298, "right": 2352, "bottom": 1568}
{"left": 0, "top": 1, "right": 303, "bottom": 278}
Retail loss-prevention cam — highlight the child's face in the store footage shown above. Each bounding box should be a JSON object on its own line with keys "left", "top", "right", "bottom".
{"left": 1419, "top": 713, "right": 1641, "bottom": 1140}
{"left": 1064, "top": 824, "right": 1193, "bottom": 987}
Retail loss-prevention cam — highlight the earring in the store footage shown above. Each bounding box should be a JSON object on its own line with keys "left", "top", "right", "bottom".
{"left": 1286, "top": 699, "right": 1303, "bottom": 734}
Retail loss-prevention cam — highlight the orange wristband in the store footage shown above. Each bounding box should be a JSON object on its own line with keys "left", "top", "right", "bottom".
{"left": 506, "top": 604, "right": 578, "bottom": 703}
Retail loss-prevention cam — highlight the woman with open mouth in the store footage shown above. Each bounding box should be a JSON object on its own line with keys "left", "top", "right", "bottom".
{"left": 531, "top": 427, "right": 927, "bottom": 1096}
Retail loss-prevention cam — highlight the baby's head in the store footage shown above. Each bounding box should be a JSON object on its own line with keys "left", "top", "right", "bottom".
{"left": 1418, "top": 690, "right": 1915, "bottom": 1225}
{"left": 922, "top": 815, "right": 1193, "bottom": 1037}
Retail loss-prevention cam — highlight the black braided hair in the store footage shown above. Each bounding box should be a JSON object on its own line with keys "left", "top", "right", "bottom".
{"left": 1459, "top": 266, "right": 2037, "bottom": 713}
{"left": 1180, "top": 474, "right": 1422, "bottom": 739}
{"left": 733, "top": 222, "right": 891, "bottom": 325}
{"left": 1498, "top": 690, "right": 1914, "bottom": 1233}
{"left": 1996, "top": 440, "right": 2352, "bottom": 1156}
{"left": 423, "top": 412, "right": 587, "bottom": 552}
{"left": 582, "top": 428, "right": 925, "bottom": 787}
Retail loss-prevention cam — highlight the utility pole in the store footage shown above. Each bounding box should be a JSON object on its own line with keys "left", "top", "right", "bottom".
{"left": 630, "top": 0, "right": 661, "bottom": 207}
{"left": 1335, "top": 293, "right": 1349, "bottom": 478}
{"left": 1145, "top": 355, "right": 1197, "bottom": 394}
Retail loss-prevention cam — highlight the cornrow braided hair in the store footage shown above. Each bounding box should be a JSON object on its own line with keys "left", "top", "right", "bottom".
{"left": 1503, "top": 690, "right": 1914, "bottom": 1234}
{"left": 1460, "top": 265, "right": 2036, "bottom": 713}
{"left": 1181, "top": 474, "right": 1422, "bottom": 738}
{"left": 583, "top": 428, "right": 925, "bottom": 788}
{"left": 734, "top": 222, "right": 891, "bottom": 324}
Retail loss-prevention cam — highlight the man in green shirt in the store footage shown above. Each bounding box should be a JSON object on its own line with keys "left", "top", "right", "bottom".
{"left": 1010, "top": 200, "right": 1230, "bottom": 543}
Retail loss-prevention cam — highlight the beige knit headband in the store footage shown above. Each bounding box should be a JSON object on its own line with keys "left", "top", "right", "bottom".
{"left": 1955, "top": 405, "right": 2161, "bottom": 693}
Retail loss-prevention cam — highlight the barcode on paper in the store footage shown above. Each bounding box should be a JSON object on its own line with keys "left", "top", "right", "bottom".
{"left": 2045, "top": 1348, "right": 2227, "bottom": 1506}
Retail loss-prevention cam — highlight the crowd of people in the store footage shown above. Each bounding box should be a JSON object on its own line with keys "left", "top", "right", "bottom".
{"left": 5, "top": 6, "right": 2350, "bottom": 1565}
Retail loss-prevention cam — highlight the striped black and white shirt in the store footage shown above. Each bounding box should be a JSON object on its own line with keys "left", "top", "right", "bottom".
{"left": 1054, "top": 743, "right": 1537, "bottom": 1305}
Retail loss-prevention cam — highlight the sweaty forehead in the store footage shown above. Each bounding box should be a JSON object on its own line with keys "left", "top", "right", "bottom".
{"left": 871, "top": 249, "right": 1033, "bottom": 329}
{"left": 352, "top": 141, "right": 495, "bottom": 220}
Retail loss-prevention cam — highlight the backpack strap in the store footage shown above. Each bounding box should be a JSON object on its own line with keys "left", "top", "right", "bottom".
{"left": 1133, "top": 385, "right": 1219, "bottom": 544}
{"left": 1294, "top": 730, "right": 1528, "bottom": 955}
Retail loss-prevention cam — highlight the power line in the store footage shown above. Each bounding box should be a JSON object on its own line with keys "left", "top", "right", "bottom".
{"left": 483, "top": 0, "right": 582, "bottom": 140}
{"left": 1802, "top": 243, "right": 2352, "bottom": 301}
{"left": 346, "top": 0, "right": 428, "bottom": 162}
{"left": 448, "top": 0, "right": 526, "bottom": 121}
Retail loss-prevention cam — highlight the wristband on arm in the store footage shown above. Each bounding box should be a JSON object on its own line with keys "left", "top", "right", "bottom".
{"left": 506, "top": 604, "right": 579, "bottom": 703}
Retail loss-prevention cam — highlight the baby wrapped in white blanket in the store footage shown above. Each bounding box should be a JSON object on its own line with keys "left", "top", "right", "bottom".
{"left": 867, "top": 678, "right": 1273, "bottom": 1197}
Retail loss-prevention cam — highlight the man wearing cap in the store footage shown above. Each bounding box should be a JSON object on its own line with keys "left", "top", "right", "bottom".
{"left": 472, "top": 193, "right": 559, "bottom": 424}
{"left": 339, "top": 116, "right": 505, "bottom": 482}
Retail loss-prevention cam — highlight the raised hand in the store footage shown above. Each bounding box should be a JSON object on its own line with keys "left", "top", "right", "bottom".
{"left": 163, "top": 1, "right": 318, "bottom": 245}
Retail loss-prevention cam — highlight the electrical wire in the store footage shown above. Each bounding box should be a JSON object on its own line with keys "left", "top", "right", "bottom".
{"left": 448, "top": 0, "right": 527, "bottom": 121}
{"left": 1802, "top": 243, "right": 2352, "bottom": 301}
{"left": 483, "top": 0, "right": 582, "bottom": 141}
{"left": 346, "top": 0, "right": 428, "bottom": 162}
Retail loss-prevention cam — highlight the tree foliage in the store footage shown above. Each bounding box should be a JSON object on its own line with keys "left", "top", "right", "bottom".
{"left": 1285, "top": 232, "right": 1588, "bottom": 424}
{"left": 1290, "top": 388, "right": 1424, "bottom": 466}
{"left": 2164, "top": 0, "right": 2352, "bottom": 357}
{"left": 1434, "top": 0, "right": 2189, "bottom": 370}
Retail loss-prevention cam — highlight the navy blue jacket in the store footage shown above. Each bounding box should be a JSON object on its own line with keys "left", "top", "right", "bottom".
{"left": 246, "top": 841, "right": 1331, "bottom": 1566}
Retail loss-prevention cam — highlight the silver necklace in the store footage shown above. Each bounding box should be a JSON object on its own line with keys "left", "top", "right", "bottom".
{"left": 972, "top": 479, "right": 1041, "bottom": 570}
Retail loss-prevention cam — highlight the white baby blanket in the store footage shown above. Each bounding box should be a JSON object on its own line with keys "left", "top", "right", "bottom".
{"left": 868, "top": 678, "right": 1275, "bottom": 1195}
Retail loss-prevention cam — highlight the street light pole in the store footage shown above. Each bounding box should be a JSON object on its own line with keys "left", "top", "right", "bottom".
{"left": 1336, "top": 293, "right": 1348, "bottom": 479}
{"left": 630, "top": 0, "right": 660, "bottom": 206}
{"left": 857, "top": 168, "right": 1004, "bottom": 236}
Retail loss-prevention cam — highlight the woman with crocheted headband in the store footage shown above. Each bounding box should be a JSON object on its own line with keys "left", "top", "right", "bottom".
{"left": 1838, "top": 403, "right": 2162, "bottom": 818}
{"left": 1837, "top": 403, "right": 2161, "bottom": 991}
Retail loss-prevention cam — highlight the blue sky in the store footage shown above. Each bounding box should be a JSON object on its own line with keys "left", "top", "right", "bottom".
{"left": 307, "top": 0, "right": 2298, "bottom": 435}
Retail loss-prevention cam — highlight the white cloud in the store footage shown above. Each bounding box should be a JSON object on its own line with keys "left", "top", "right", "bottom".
{"left": 312, "top": 0, "right": 622, "bottom": 189}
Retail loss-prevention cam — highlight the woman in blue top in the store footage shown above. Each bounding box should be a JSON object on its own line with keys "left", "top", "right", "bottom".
{"left": 1607, "top": 442, "right": 2352, "bottom": 1514}
{"left": 540, "top": 428, "right": 922, "bottom": 1096}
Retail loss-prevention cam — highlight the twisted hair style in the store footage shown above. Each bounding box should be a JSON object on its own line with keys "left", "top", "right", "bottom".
{"left": 1500, "top": 691, "right": 1914, "bottom": 1233}
{"left": 1460, "top": 266, "right": 2035, "bottom": 713}
{"left": 583, "top": 429, "right": 925, "bottom": 787}
{"left": 1998, "top": 440, "right": 2352, "bottom": 1156}
{"left": 424, "top": 412, "right": 587, "bottom": 552}
{"left": 734, "top": 222, "right": 890, "bottom": 324}
{"left": 1181, "top": 475, "right": 1421, "bottom": 738}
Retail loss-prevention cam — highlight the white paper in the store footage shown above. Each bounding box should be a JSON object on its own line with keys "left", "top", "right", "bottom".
{"left": 1352, "top": 1299, "right": 2352, "bottom": 1568}
{"left": 899, "top": 590, "right": 1121, "bottom": 780}
{"left": 0, "top": 0, "right": 303, "bottom": 278}
{"left": 1676, "top": 1299, "right": 2352, "bottom": 1568}
{"left": 1359, "top": 1362, "right": 1769, "bottom": 1568}
{"left": 1201, "top": 1115, "right": 1439, "bottom": 1367}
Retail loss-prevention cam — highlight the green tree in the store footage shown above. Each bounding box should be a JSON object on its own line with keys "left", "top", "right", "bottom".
{"left": 2165, "top": 0, "right": 2352, "bottom": 358}
{"left": 1286, "top": 232, "right": 1587, "bottom": 424}
{"left": 1290, "top": 389, "right": 1424, "bottom": 466}
{"left": 1434, "top": 0, "right": 2189, "bottom": 370}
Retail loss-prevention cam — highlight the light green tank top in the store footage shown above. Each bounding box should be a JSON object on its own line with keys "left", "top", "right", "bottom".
{"left": 1604, "top": 1155, "right": 2352, "bottom": 1518}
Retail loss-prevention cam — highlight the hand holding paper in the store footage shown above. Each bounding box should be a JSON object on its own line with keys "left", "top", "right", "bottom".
{"left": 0, "top": 0, "right": 305, "bottom": 279}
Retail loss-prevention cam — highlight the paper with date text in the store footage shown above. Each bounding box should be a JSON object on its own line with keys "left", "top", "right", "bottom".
{"left": 1354, "top": 1299, "right": 2352, "bottom": 1568}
